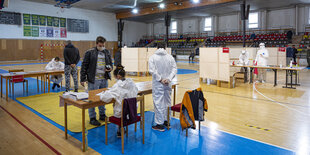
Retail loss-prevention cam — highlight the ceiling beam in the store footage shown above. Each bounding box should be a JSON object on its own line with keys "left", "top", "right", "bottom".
{"left": 116, "top": 0, "right": 238, "bottom": 19}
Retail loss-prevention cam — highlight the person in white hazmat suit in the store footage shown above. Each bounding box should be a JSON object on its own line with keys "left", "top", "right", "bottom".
{"left": 255, "top": 43, "right": 269, "bottom": 83}
{"left": 45, "top": 57, "right": 65, "bottom": 90}
{"left": 100, "top": 65, "right": 138, "bottom": 137}
{"left": 239, "top": 50, "right": 249, "bottom": 82}
{"left": 148, "top": 42, "right": 177, "bottom": 132}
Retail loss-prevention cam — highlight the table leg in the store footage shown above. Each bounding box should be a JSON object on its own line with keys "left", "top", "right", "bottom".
{"left": 290, "top": 70, "right": 293, "bottom": 88}
{"left": 249, "top": 67, "right": 253, "bottom": 83}
{"left": 285, "top": 70, "right": 288, "bottom": 88}
{"left": 1, "top": 75, "right": 3, "bottom": 98}
{"left": 6, "top": 78, "right": 8, "bottom": 101}
{"left": 140, "top": 96, "right": 143, "bottom": 129}
{"left": 142, "top": 95, "right": 145, "bottom": 144}
{"left": 295, "top": 71, "right": 297, "bottom": 85}
{"left": 64, "top": 102, "right": 68, "bottom": 139}
{"left": 244, "top": 67, "right": 248, "bottom": 83}
{"left": 173, "top": 85, "right": 176, "bottom": 117}
{"left": 273, "top": 69, "right": 277, "bottom": 87}
{"left": 37, "top": 76, "right": 39, "bottom": 93}
{"left": 82, "top": 109, "right": 85, "bottom": 152}
{"left": 48, "top": 74, "right": 50, "bottom": 93}
{"left": 41, "top": 76, "right": 43, "bottom": 92}
{"left": 44, "top": 75, "right": 46, "bottom": 93}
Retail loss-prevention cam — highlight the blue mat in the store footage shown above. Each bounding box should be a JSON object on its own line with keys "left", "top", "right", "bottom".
{"left": 177, "top": 69, "right": 197, "bottom": 75}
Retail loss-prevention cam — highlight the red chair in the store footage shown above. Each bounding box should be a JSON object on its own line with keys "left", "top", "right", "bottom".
{"left": 10, "top": 75, "right": 28, "bottom": 98}
{"left": 105, "top": 96, "right": 144, "bottom": 154}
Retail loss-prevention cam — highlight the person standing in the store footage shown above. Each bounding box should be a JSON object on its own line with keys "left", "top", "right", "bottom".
{"left": 148, "top": 42, "right": 177, "bottom": 131}
{"left": 80, "top": 36, "right": 113, "bottom": 126}
{"left": 255, "top": 43, "right": 269, "bottom": 83}
{"left": 292, "top": 45, "right": 298, "bottom": 64}
{"left": 63, "top": 40, "right": 80, "bottom": 92}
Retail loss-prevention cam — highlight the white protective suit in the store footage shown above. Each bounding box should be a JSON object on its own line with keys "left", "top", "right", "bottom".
{"left": 255, "top": 43, "right": 269, "bottom": 82}
{"left": 239, "top": 50, "right": 249, "bottom": 65}
{"left": 148, "top": 48, "right": 177, "bottom": 125}
{"left": 45, "top": 58, "right": 65, "bottom": 84}
{"left": 100, "top": 78, "right": 138, "bottom": 118}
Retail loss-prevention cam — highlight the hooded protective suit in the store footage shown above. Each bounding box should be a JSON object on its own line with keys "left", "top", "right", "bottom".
{"left": 255, "top": 43, "right": 269, "bottom": 66}
{"left": 100, "top": 78, "right": 138, "bottom": 118}
{"left": 239, "top": 50, "right": 249, "bottom": 65}
{"left": 255, "top": 43, "right": 269, "bottom": 82}
{"left": 45, "top": 58, "right": 65, "bottom": 85}
{"left": 148, "top": 48, "right": 177, "bottom": 125}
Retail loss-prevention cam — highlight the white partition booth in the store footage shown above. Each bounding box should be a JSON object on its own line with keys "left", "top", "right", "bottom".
{"left": 122, "top": 47, "right": 171, "bottom": 75}
{"left": 199, "top": 47, "right": 287, "bottom": 87}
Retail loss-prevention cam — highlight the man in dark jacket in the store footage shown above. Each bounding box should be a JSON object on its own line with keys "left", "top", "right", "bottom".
{"left": 63, "top": 40, "right": 80, "bottom": 92}
{"left": 292, "top": 45, "right": 298, "bottom": 64}
{"left": 114, "top": 46, "right": 121, "bottom": 67}
{"left": 80, "top": 36, "right": 113, "bottom": 126}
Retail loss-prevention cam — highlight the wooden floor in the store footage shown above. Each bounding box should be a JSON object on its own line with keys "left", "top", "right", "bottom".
{"left": 0, "top": 61, "right": 309, "bottom": 154}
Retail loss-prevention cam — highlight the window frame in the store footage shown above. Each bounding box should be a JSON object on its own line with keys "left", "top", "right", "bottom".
{"left": 170, "top": 21, "right": 177, "bottom": 34}
{"left": 204, "top": 17, "right": 212, "bottom": 32}
{"left": 248, "top": 12, "right": 259, "bottom": 29}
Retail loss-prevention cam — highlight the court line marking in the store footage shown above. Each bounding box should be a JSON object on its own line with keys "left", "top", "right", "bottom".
{"left": 0, "top": 105, "right": 61, "bottom": 155}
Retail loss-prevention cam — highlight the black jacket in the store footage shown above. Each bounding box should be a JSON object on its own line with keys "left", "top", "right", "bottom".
{"left": 63, "top": 44, "right": 80, "bottom": 65}
{"left": 80, "top": 47, "right": 113, "bottom": 83}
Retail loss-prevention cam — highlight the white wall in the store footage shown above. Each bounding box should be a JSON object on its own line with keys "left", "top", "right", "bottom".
{"left": 153, "top": 22, "right": 165, "bottom": 35}
{"left": 218, "top": 14, "right": 239, "bottom": 32}
{"left": 182, "top": 18, "right": 199, "bottom": 34}
{"left": 267, "top": 8, "right": 295, "bottom": 29}
{"left": 122, "top": 20, "right": 147, "bottom": 46}
{"left": 0, "top": 0, "right": 118, "bottom": 41}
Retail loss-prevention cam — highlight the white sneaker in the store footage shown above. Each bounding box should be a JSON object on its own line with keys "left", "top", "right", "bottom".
{"left": 261, "top": 80, "right": 266, "bottom": 83}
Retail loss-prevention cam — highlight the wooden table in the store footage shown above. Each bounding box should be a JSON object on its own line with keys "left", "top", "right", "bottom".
{"left": 61, "top": 81, "right": 178, "bottom": 152}
{"left": 231, "top": 65, "right": 305, "bottom": 89}
{"left": 0, "top": 70, "right": 65, "bottom": 101}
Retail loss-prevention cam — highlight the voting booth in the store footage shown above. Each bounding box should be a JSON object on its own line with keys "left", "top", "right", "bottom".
{"left": 122, "top": 47, "right": 171, "bottom": 74}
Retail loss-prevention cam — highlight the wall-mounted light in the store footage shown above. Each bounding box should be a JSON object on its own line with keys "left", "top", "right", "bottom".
{"left": 192, "top": 0, "right": 200, "bottom": 4}
{"left": 132, "top": 8, "right": 138, "bottom": 14}
{"left": 159, "top": 3, "right": 165, "bottom": 9}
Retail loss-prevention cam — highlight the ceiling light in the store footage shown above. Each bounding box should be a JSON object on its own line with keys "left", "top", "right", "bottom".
{"left": 159, "top": 3, "right": 165, "bottom": 9}
{"left": 192, "top": 0, "right": 200, "bottom": 4}
{"left": 132, "top": 8, "right": 138, "bottom": 14}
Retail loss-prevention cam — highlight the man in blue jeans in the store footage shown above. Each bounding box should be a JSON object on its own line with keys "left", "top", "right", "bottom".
{"left": 80, "top": 36, "right": 113, "bottom": 126}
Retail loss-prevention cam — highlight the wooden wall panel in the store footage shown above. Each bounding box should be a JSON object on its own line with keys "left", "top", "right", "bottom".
{"left": 0, "top": 39, "right": 116, "bottom": 62}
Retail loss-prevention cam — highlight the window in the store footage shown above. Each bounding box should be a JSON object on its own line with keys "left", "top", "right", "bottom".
{"left": 248, "top": 12, "right": 258, "bottom": 28}
{"left": 171, "top": 21, "right": 177, "bottom": 33}
{"left": 204, "top": 17, "right": 212, "bottom": 31}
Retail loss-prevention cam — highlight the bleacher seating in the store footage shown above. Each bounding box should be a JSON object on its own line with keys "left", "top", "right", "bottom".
{"left": 299, "top": 32, "right": 310, "bottom": 48}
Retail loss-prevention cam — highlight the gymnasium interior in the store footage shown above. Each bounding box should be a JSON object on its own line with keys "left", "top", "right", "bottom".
{"left": 1, "top": 0, "right": 310, "bottom": 154}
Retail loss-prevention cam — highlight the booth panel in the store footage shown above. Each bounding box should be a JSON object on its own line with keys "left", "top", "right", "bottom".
{"left": 200, "top": 62, "right": 218, "bottom": 79}
{"left": 200, "top": 48, "right": 219, "bottom": 63}
{"left": 219, "top": 64, "right": 230, "bottom": 82}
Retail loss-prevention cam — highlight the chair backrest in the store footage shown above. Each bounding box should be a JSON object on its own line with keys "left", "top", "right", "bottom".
{"left": 9, "top": 69, "right": 24, "bottom": 73}
{"left": 12, "top": 75, "right": 24, "bottom": 83}
{"left": 121, "top": 96, "right": 144, "bottom": 127}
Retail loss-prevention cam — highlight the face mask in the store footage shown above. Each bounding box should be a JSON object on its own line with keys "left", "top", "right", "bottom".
{"left": 97, "top": 46, "right": 104, "bottom": 51}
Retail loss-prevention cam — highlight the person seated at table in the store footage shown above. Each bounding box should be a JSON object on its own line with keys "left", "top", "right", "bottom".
{"left": 99, "top": 65, "right": 138, "bottom": 137}
{"left": 45, "top": 57, "right": 65, "bottom": 90}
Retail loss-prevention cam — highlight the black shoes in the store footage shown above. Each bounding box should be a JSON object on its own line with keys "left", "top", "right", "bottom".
{"left": 117, "top": 131, "right": 121, "bottom": 138}
{"left": 152, "top": 124, "right": 165, "bottom": 132}
{"left": 163, "top": 121, "right": 170, "bottom": 128}
{"left": 56, "top": 84, "right": 60, "bottom": 88}
{"left": 99, "top": 114, "right": 107, "bottom": 121}
{"left": 74, "top": 89, "right": 78, "bottom": 92}
{"left": 90, "top": 118, "right": 101, "bottom": 126}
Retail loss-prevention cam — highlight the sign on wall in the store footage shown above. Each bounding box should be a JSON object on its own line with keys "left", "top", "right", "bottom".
{"left": 39, "top": 27, "right": 46, "bottom": 37}
{"left": 31, "top": 14, "right": 39, "bottom": 25}
{"left": 60, "top": 28, "right": 67, "bottom": 38}
{"left": 46, "top": 27, "right": 53, "bottom": 37}
{"left": 23, "top": 26, "right": 32, "bottom": 36}
{"left": 32, "top": 26, "right": 39, "bottom": 37}
{"left": 39, "top": 15, "right": 46, "bottom": 26}
{"left": 23, "top": 14, "right": 31, "bottom": 25}
{"left": 47, "top": 16, "right": 53, "bottom": 26}
{"left": 54, "top": 27, "right": 60, "bottom": 38}
{"left": 53, "top": 17, "right": 59, "bottom": 27}
{"left": 223, "top": 47, "right": 230, "bottom": 53}
{"left": 60, "top": 18, "right": 66, "bottom": 27}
